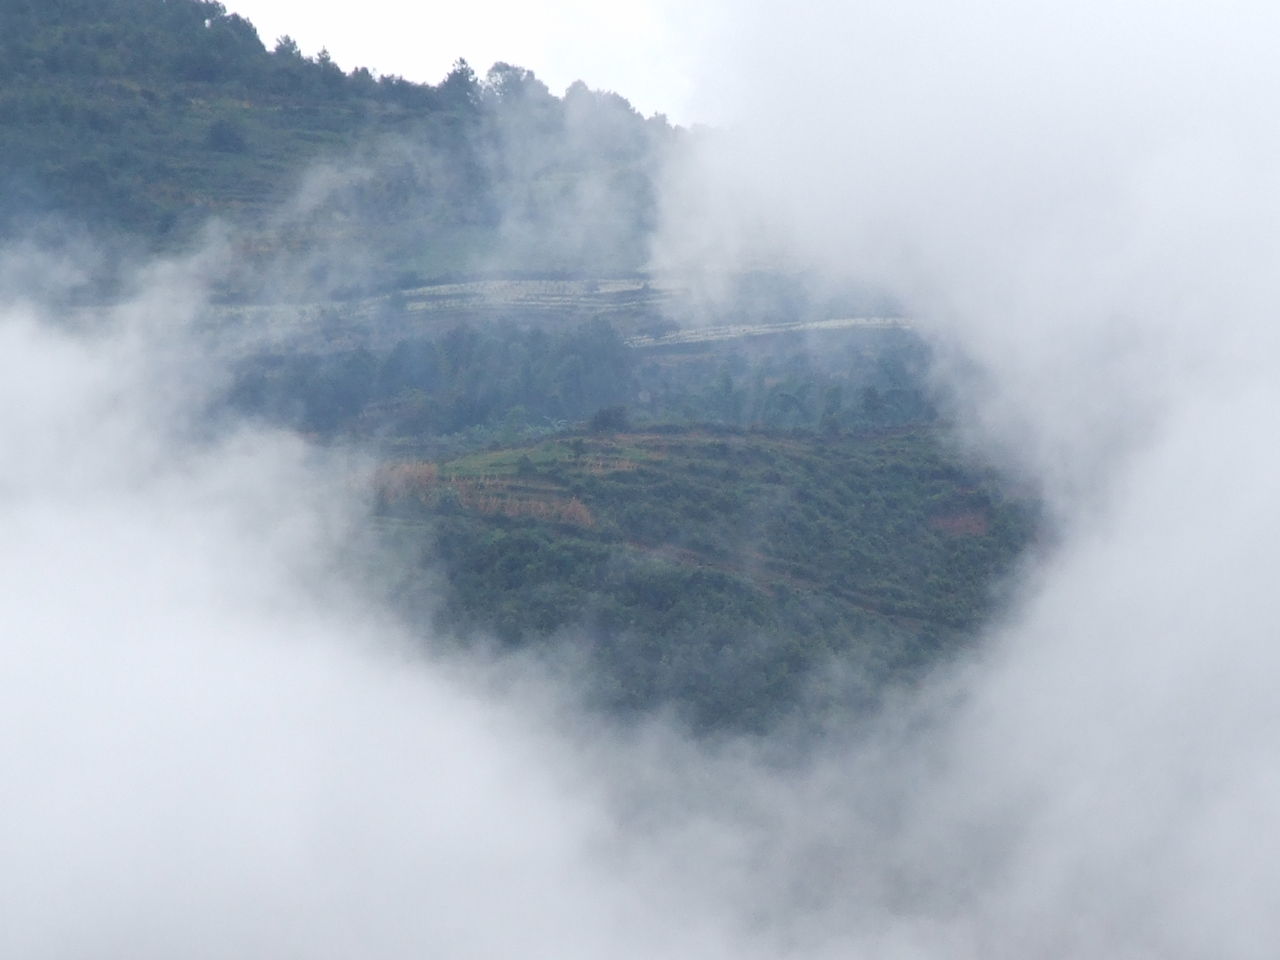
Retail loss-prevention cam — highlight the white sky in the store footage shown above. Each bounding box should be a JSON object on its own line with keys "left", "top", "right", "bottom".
{"left": 222, "top": 0, "right": 718, "bottom": 123}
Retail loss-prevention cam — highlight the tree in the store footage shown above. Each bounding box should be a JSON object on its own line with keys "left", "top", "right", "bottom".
{"left": 206, "top": 117, "right": 246, "bottom": 152}
{"left": 589, "top": 405, "right": 629, "bottom": 433}
{"left": 273, "top": 34, "right": 301, "bottom": 58}
{"left": 439, "top": 58, "right": 480, "bottom": 114}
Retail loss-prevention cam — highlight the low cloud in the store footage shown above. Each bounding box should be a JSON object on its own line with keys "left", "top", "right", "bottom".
{"left": 0, "top": 259, "right": 655, "bottom": 958}
{"left": 9, "top": 4, "right": 1280, "bottom": 954}
{"left": 645, "top": 0, "right": 1280, "bottom": 954}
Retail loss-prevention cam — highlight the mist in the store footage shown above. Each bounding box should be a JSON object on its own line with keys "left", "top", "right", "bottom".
{"left": 0, "top": 238, "right": 866, "bottom": 958}
{"left": 651, "top": 0, "right": 1280, "bottom": 955}
{"left": 0, "top": 255, "right": 740, "bottom": 958}
{"left": 7, "top": 2, "right": 1280, "bottom": 957}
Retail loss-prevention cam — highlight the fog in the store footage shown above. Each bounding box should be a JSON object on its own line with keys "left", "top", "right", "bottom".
{"left": 7, "top": 1, "right": 1280, "bottom": 957}
{"left": 654, "top": 0, "right": 1280, "bottom": 955}
{"left": 660, "top": 1, "right": 1280, "bottom": 504}
{"left": 0, "top": 266, "right": 720, "bottom": 958}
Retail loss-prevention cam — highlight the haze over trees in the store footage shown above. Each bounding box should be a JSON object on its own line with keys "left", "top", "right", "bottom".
{"left": 0, "top": 0, "right": 1036, "bottom": 732}
{"left": 7, "top": 3, "right": 1280, "bottom": 954}
{"left": 0, "top": 0, "right": 673, "bottom": 289}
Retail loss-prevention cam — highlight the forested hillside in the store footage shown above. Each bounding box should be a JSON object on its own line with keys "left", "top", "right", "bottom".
{"left": 380, "top": 426, "right": 1033, "bottom": 731}
{"left": 0, "top": 0, "right": 672, "bottom": 289}
{"left": 4, "top": 1, "right": 1040, "bottom": 733}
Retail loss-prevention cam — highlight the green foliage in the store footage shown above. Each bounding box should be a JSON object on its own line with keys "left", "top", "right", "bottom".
{"left": 205, "top": 117, "right": 247, "bottom": 152}
{"left": 0, "top": 0, "right": 674, "bottom": 281}
{"left": 227, "top": 315, "right": 932, "bottom": 450}
{"left": 588, "top": 405, "right": 630, "bottom": 433}
{"left": 3, "top": 1, "right": 1040, "bottom": 736}
{"left": 230, "top": 317, "right": 635, "bottom": 437}
{"left": 380, "top": 428, "right": 1036, "bottom": 731}
{"left": 223, "top": 291, "right": 1028, "bottom": 733}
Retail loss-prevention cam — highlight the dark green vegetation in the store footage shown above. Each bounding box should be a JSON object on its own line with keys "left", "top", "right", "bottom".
{"left": 379, "top": 427, "right": 1033, "bottom": 731}
{"left": 219, "top": 271, "right": 1028, "bottom": 732}
{"left": 229, "top": 309, "right": 934, "bottom": 450}
{"left": 8, "top": 1, "right": 1037, "bottom": 732}
{"left": 231, "top": 311, "right": 1029, "bottom": 732}
{"left": 222, "top": 280, "right": 1034, "bottom": 732}
{"left": 0, "top": 0, "right": 672, "bottom": 291}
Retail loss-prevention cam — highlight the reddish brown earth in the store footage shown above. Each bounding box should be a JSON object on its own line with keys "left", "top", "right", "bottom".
{"left": 930, "top": 510, "right": 991, "bottom": 536}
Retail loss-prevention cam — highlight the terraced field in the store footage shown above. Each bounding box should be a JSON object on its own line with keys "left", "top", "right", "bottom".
{"left": 377, "top": 426, "right": 1035, "bottom": 730}
{"left": 204, "top": 277, "right": 679, "bottom": 355}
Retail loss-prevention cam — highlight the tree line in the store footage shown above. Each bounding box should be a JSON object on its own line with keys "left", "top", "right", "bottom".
{"left": 0, "top": 0, "right": 675, "bottom": 287}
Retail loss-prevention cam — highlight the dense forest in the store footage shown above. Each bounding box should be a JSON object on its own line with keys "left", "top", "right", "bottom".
{"left": 381, "top": 425, "right": 1033, "bottom": 731}
{"left": 0, "top": 0, "right": 673, "bottom": 291}
{"left": 223, "top": 307, "right": 1036, "bottom": 730}
{"left": 3, "top": 0, "right": 1039, "bottom": 733}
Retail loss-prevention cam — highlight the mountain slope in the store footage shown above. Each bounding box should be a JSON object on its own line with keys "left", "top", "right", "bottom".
{"left": 0, "top": 0, "right": 672, "bottom": 287}
{"left": 379, "top": 427, "right": 1035, "bottom": 730}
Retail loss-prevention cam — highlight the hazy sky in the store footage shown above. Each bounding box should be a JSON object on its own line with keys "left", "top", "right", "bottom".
{"left": 222, "top": 0, "right": 712, "bottom": 122}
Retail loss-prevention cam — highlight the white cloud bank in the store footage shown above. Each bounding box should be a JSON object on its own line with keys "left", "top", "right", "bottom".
{"left": 0, "top": 268, "right": 681, "bottom": 958}
{"left": 7, "top": 2, "right": 1280, "bottom": 956}
{"left": 649, "top": 0, "right": 1280, "bottom": 954}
